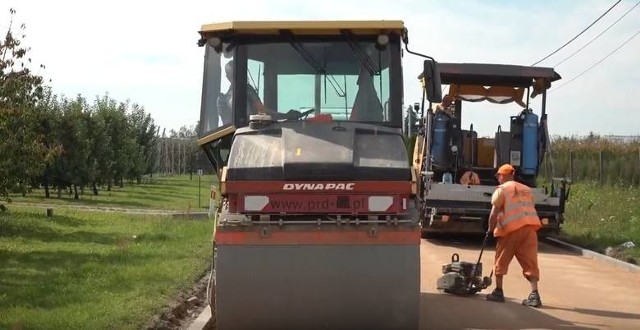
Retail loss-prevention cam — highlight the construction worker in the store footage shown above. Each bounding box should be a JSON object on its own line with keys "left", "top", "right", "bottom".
{"left": 217, "top": 60, "right": 298, "bottom": 124}
{"left": 217, "top": 60, "right": 263, "bottom": 125}
{"left": 436, "top": 94, "right": 455, "bottom": 114}
{"left": 485, "top": 164, "right": 543, "bottom": 307}
{"left": 459, "top": 170, "right": 481, "bottom": 185}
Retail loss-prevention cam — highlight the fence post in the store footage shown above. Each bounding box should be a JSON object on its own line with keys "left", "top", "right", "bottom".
{"left": 569, "top": 150, "right": 574, "bottom": 182}
{"left": 599, "top": 150, "right": 603, "bottom": 185}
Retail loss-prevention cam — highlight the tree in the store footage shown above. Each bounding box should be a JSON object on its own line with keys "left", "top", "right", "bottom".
{"left": 55, "top": 95, "right": 91, "bottom": 199}
{"left": 178, "top": 124, "right": 200, "bottom": 179}
{"left": 85, "top": 100, "right": 110, "bottom": 195}
{"left": 0, "top": 9, "right": 52, "bottom": 198}
{"left": 127, "top": 104, "right": 157, "bottom": 183}
{"left": 35, "top": 87, "right": 63, "bottom": 198}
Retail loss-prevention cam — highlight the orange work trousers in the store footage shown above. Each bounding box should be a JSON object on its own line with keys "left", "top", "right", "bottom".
{"left": 494, "top": 225, "right": 540, "bottom": 280}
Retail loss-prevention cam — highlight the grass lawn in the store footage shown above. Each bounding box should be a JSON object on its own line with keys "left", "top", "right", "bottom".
{"left": 8, "top": 174, "right": 218, "bottom": 211}
{"left": 0, "top": 205, "right": 213, "bottom": 330}
{"left": 560, "top": 183, "right": 640, "bottom": 263}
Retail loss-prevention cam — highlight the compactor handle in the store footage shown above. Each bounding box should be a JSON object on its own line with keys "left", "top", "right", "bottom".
{"left": 451, "top": 253, "right": 459, "bottom": 262}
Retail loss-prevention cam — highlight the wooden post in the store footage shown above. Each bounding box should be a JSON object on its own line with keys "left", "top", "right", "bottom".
{"left": 569, "top": 150, "right": 574, "bottom": 182}
{"left": 599, "top": 150, "right": 603, "bottom": 185}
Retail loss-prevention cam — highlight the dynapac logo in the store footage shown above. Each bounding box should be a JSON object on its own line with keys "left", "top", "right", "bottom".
{"left": 283, "top": 183, "right": 355, "bottom": 191}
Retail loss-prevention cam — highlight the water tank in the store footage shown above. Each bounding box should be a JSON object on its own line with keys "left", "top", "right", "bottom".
{"left": 521, "top": 109, "right": 539, "bottom": 175}
{"left": 431, "top": 110, "right": 452, "bottom": 168}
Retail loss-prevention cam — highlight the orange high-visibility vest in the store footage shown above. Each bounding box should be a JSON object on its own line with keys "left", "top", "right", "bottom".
{"left": 493, "top": 181, "right": 541, "bottom": 237}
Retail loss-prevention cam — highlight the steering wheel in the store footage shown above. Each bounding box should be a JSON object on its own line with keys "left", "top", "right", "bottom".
{"left": 281, "top": 108, "right": 315, "bottom": 121}
{"left": 298, "top": 108, "right": 315, "bottom": 120}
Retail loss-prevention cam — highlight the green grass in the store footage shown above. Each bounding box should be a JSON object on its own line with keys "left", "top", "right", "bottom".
{"left": 0, "top": 205, "right": 214, "bottom": 330}
{"left": 8, "top": 174, "right": 218, "bottom": 211}
{"left": 560, "top": 183, "right": 640, "bottom": 263}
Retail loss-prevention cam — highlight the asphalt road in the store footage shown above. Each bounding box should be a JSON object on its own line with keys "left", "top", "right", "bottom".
{"left": 420, "top": 234, "right": 640, "bottom": 330}
{"left": 190, "top": 235, "right": 640, "bottom": 330}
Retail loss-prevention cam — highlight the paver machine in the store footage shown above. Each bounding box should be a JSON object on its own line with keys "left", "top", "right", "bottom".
{"left": 195, "top": 20, "right": 442, "bottom": 329}
{"left": 411, "top": 63, "right": 570, "bottom": 238}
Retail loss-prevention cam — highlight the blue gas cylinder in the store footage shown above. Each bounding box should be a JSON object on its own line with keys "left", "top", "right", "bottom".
{"left": 521, "top": 109, "right": 539, "bottom": 175}
{"left": 430, "top": 110, "right": 452, "bottom": 167}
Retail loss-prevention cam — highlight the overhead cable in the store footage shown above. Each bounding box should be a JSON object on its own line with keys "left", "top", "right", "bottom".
{"left": 554, "top": 0, "right": 640, "bottom": 67}
{"left": 531, "top": 0, "right": 622, "bottom": 66}
{"left": 552, "top": 28, "right": 640, "bottom": 92}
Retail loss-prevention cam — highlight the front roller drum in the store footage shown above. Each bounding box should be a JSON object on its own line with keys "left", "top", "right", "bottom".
{"left": 212, "top": 226, "right": 421, "bottom": 330}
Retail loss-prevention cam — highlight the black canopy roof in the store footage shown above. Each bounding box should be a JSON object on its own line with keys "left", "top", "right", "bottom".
{"left": 419, "top": 63, "right": 561, "bottom": 87}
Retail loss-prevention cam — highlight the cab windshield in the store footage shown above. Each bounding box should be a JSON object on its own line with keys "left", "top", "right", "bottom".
{"left": 199, "top": 36, "right": 397, "bottom": 136}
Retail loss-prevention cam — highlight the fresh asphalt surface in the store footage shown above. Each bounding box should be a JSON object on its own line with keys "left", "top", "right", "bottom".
{"left": 190, "top": 234, "right": 640, "bottom": 330}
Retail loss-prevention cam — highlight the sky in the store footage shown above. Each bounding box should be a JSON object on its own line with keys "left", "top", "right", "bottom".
{"left": 1, "top": 0, "right": 639, "bottom": 138}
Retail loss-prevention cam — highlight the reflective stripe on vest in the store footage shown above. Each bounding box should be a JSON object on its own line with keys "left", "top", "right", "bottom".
{"left": 494, "top": 181, "right": 541, "bottom": 237}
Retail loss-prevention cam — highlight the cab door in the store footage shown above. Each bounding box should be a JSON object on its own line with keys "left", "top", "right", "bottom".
{"left": 197, "top": 43, "right": 238, "bottom": 176}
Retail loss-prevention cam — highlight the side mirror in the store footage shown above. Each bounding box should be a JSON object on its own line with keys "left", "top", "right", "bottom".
{"left": 423, "top": 60, "right": 442, "bottom": 103}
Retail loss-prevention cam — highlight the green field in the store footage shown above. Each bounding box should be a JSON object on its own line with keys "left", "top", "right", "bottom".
{"left": 560, "top": 183, "right": 640, "bottom": 263}
{"left": 8, "top": 174, "right": 218, "bottom": 211}
{"left": 0, "top": 205, "right": 213, "bottom": 330}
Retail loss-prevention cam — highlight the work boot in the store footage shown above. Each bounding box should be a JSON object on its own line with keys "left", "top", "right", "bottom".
{"left": 522, "top": 290, "right": 542, "bottom": 308}
{"left": 485, "top": 288, "right": 505, "bottom": 303}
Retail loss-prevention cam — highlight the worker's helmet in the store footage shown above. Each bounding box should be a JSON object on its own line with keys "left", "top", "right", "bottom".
{"left": 497, "top": 164, "right": 515, "bottom": 175}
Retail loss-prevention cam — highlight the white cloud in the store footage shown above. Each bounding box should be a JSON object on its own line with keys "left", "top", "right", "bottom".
{"left": 1, "top": 0, "right": 638, "bottom": 136}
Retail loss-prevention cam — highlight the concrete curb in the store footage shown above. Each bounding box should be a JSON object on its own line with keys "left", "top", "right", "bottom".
{"left": 545, "top": 237, "right": 640, "bottom": 273}
{"left": 188, "top": 305, "right": 211, "bottom": 330}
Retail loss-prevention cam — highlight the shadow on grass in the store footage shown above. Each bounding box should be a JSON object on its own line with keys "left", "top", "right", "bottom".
{"left": 419, "top": 292, "right": 604, "bottom": 329}
{"left": 1, "top": 215, "right": 124, "bottom": 245}
{"left": 424, "top": 232, "right": 582, "bottom": 257}
{"left": 0, "top": 249, "right": 155, "bottom": 311}
{"left": 19, "top": 196, "right": 159, "bottom": 209}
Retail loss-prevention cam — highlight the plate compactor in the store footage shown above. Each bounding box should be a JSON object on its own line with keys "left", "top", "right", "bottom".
{"left": 437, "top": 232, "right": 494, "bottom": 295}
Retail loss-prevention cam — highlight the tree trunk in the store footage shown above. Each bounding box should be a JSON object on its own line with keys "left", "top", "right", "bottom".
{"left": 74, "top": 185, "right": 79, "bottom": 200}
{"left": 107, "top": 180, "right": 112, "bottom": 191}
{"left": 68, "top": 186, "right": 73, "bottom": 196}
{"left": 137, "top": 176, "right": 141, "bottom": 184}
{"left": 57, "top": 187, "right": 62, "bottom": 198}
{"left": 120, "top": 177, "right": 124, "bottom": 188}
{"left": 44, "top": 176, "right": 50, "bottom": 198}
{"left": 93, "top": 182, "right": 99, "bottom": 196}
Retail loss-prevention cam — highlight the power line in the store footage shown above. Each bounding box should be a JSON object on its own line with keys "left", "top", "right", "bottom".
{"left": 552, "top": 28, "right": 640, "bottom": 92}
{"left": 531, "top": 0, "right": 622, "bottom": 66}
{"left": 554, "top": 0, "right": 640, "bottom": 67}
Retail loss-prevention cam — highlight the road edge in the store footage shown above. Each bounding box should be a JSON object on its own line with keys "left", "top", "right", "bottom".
{"left": 545, "top": 237, "right": 640, "bottom": 273}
